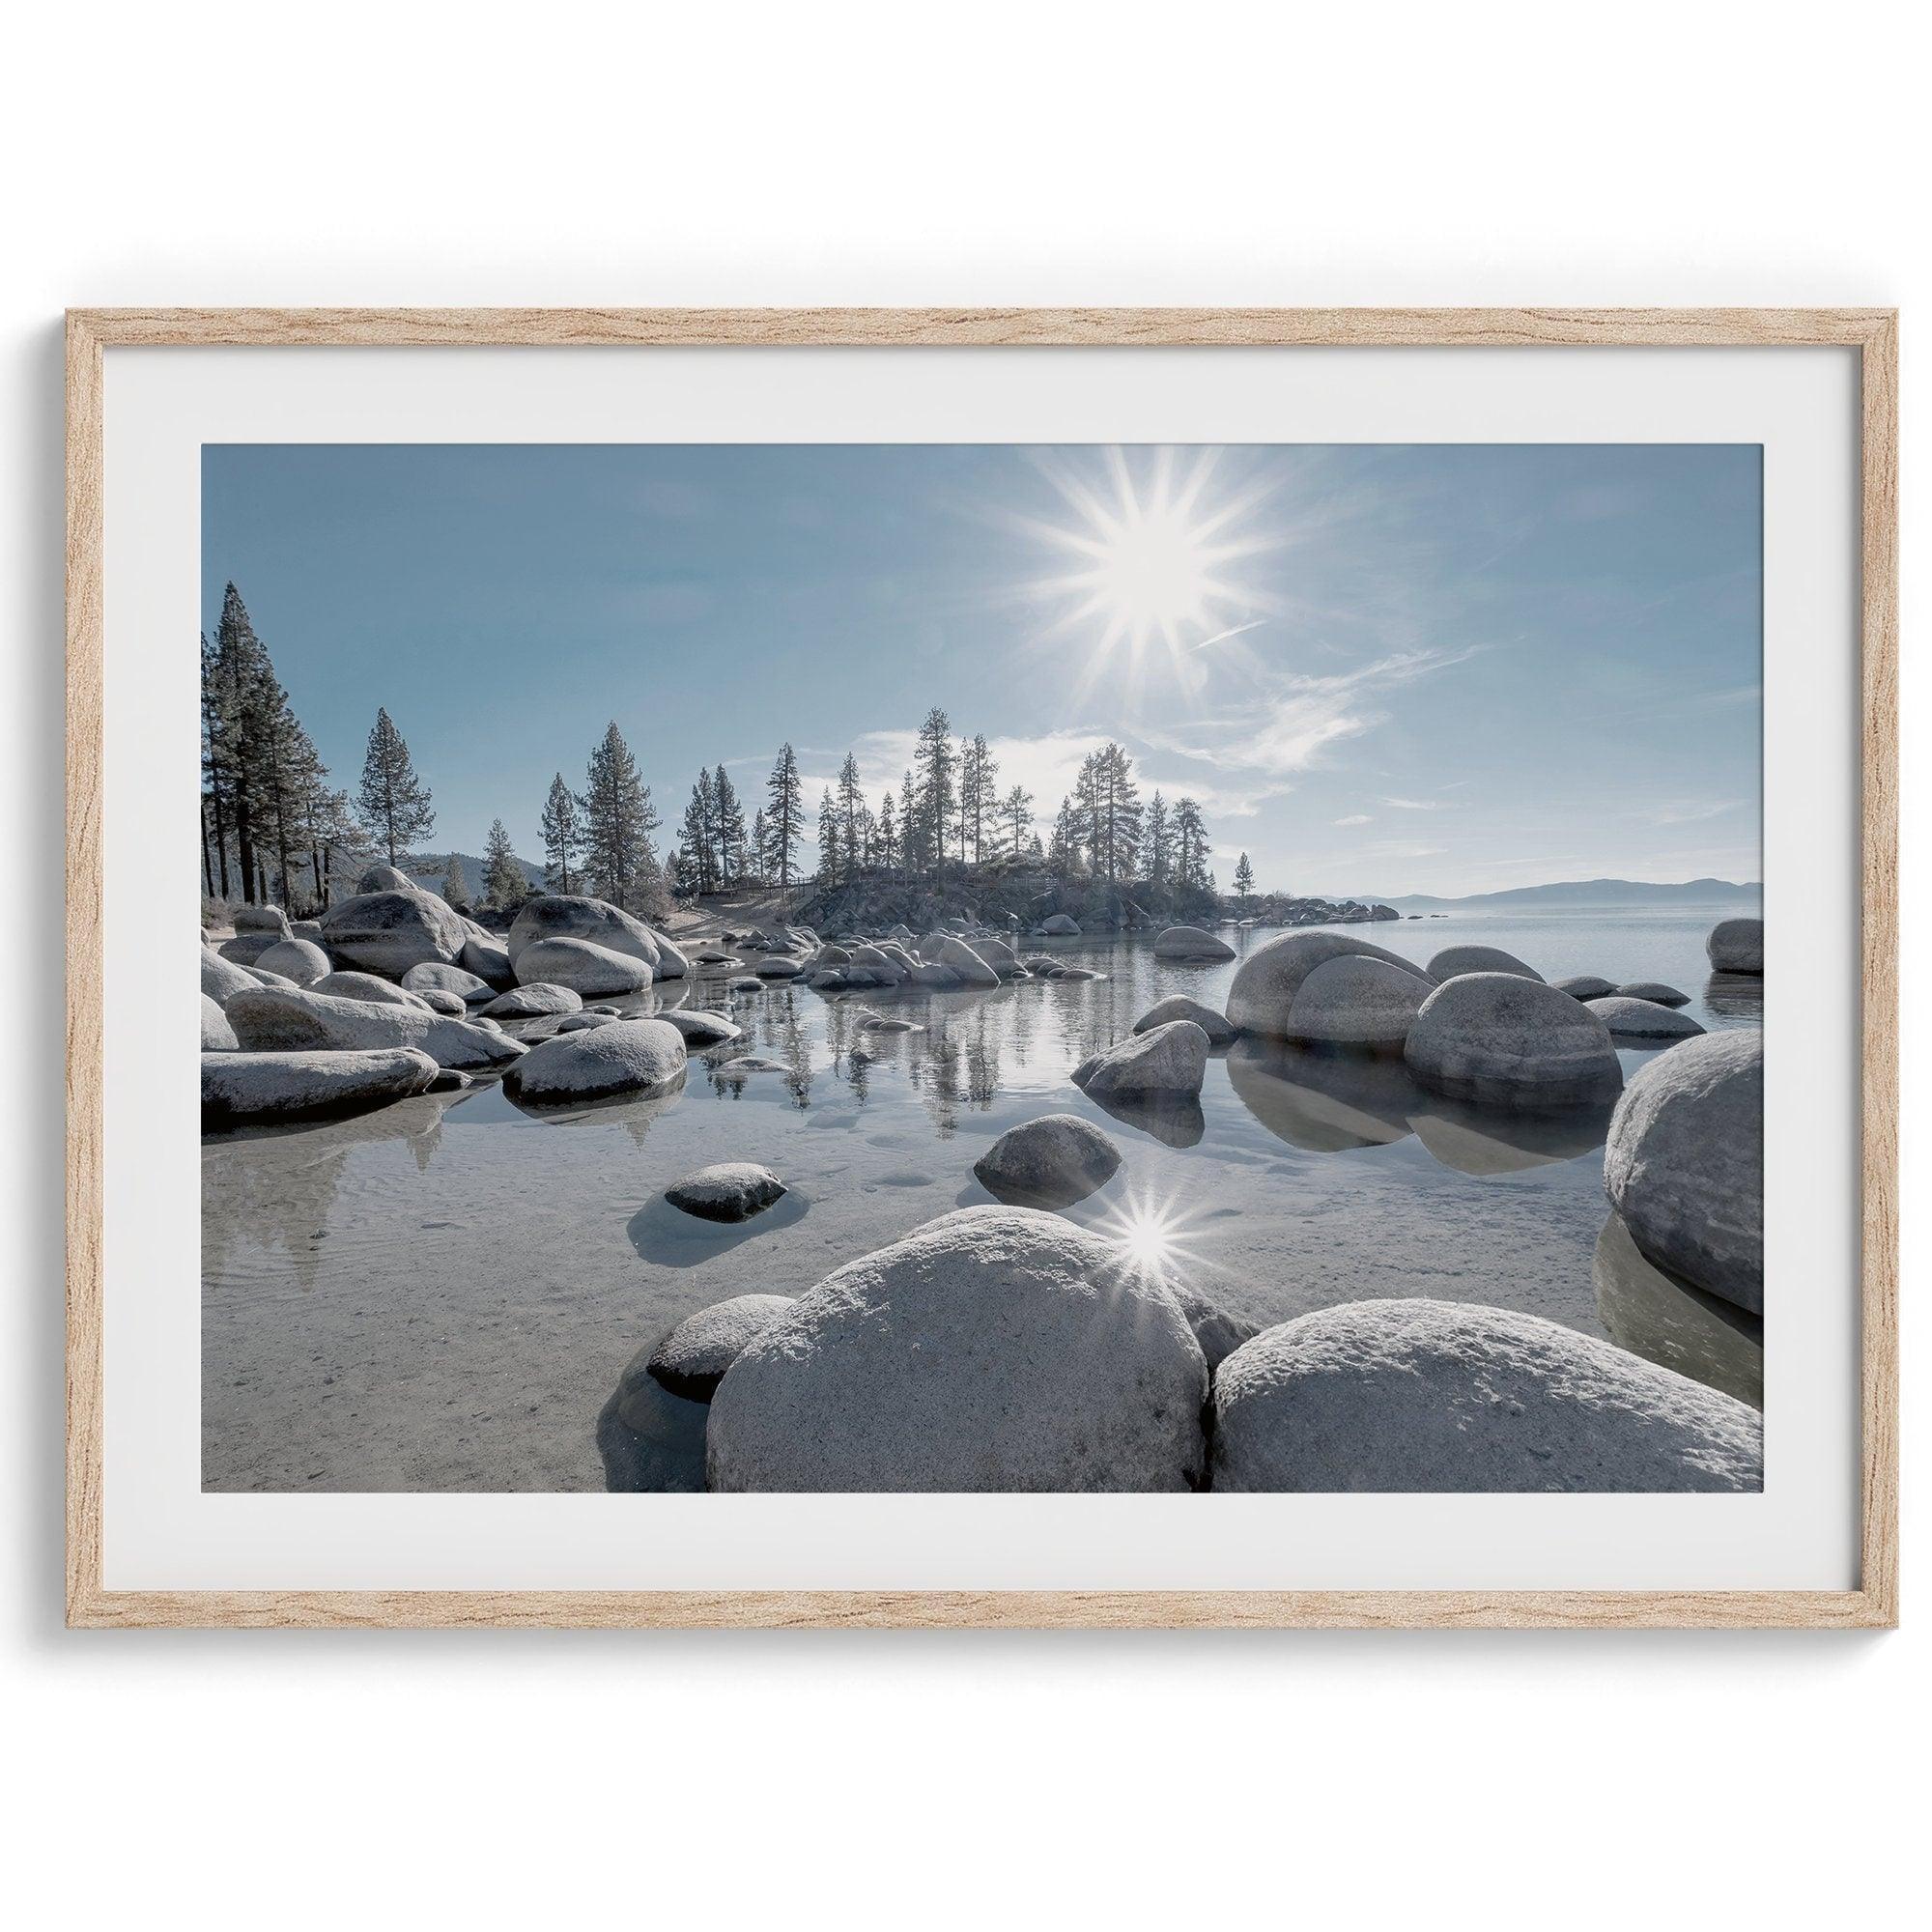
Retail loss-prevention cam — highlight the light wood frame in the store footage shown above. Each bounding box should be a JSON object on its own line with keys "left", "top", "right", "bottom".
{"left": 65, "top": 307, "right": 1899, "bottom": 1631}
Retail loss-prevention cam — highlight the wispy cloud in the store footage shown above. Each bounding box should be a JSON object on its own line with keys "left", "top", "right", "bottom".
{"left": 1634, "top": 798, "right": 1742, "bottom": 828}
{"left": 1333, "top": 812, "right": 1373, "bottom": 827}
{"left": 1379, "top": 795, "right": 1443, "bottom": 811}
{"left": 1139, "top": 644, "right": 1483, "bottom": 779}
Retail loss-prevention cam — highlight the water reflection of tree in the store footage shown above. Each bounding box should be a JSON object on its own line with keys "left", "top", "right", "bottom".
{"left": 202, "top": 1092, "right": 461, "bottom": 1294}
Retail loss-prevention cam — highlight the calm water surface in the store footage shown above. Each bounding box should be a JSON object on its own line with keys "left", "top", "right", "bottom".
{"left": 203, "top": 906, "right": 1764, "bottom": 1491}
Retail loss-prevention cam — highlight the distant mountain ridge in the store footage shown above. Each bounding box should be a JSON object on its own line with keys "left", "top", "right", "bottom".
{"left": 1377, "top": 876, "right": 1762, "bottom": 911}
{"left": 405, "top": 851, "right": 547, "bottom": 903}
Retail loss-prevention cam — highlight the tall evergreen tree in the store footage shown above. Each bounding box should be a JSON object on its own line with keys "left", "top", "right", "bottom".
{"left": 1002, "top": 784, "right": 1035, "bottom": 859}
{"left": 1144, "top": 792, "right": 1171, "bottom": 885}
{"left": 750, "top": 808, "right": 769, "bottom": 886}
{"left": 578, "top": 722, "right": 661, "bottom": 910}
{"left": 1234, "top": 852, "right": 1255, "bottom": 902}
{"left": 876, "top": 790, "right": 898, "bottom": 872}
{"left": 1092, "top": 742, "right": 1142, "bottom": 884}
{"left": 713, "top": 766, "right": 748, "bottom": 884}
{"left": 441, "top": 851, "right": 470, "bottom": 907}
{"left": 1173, "top": 796, "right": 1210, "bottom": 889}
{"left": 483, "top": 819, "right": 526, "bottom": 907}
{"left": 356, "top": 706, "right": 436, "bottom": 866}
{"left": 957, "top": 733, "right": 999, "bottom": 864}
{"left": 913, "top": 708, "right": 955, "bottom": 876}
{"left": 897, "top": 770, "right": 919, "bottom": 881}
{"left": 763, "top": 743, "right": 805, "bottom": 896}
{"left": 837, "top": 753, "right": 865, "bottom": 876}
{"left": 540, "top": 773, "right": 582, "bottom": 893}
{"left": 680, "top": 771, "right": 719, "bottom": 895}
{"left": 816, "top": 788, "right": 841, "bottom": 884}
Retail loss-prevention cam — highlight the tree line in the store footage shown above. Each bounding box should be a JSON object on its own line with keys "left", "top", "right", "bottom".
{"left": 203, "top": 588, "right": 1231, "bottom": 920}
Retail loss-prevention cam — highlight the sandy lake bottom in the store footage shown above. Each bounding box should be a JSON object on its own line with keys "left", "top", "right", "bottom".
{"left": 202, "top": 906, "right": 1764, "bottom": 1491}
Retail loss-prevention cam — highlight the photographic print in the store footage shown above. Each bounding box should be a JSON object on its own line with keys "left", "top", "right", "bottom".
{"left": 198, "top": 440, "right": 1765, "bottom": 1498}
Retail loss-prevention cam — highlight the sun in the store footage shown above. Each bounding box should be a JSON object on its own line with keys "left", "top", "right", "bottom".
{"left": 1022, "top": 446, "right": 1275, "bottom": 668}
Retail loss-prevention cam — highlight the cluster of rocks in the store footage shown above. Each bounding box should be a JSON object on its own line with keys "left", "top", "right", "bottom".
{"left": 201, "top": 870, "right": 697, "bottom": 1125}
{"left": 618, "top": 1204, "right": 1761, "bottom": 1493}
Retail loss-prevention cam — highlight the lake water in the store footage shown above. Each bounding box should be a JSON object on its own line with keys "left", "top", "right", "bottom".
{"left": 202, "top": 905, "right": 1764, "bottom": 1492}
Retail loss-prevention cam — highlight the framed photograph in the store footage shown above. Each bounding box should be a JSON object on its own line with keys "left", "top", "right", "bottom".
{"left": 66, "top": 308, "right": 1896, "bottom": 1629}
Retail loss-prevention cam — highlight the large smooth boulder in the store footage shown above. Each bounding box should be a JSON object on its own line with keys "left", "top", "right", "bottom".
{"left": 910, "top": 961, "right": 962, "bottom": 988}
{"left": 515, "top": 935, "right": 653, "bottom": 997}
{"left": 1707, "top": 917, "right": 1763, "bottom": 976}
{"left": 1132, "top": 994, "right": 1236, "bottom": 1047}
{"left": 321, "top": 887, "right": 467, "bottom": 976}
{"left": 973, "top": 1114, "right": 1122, "bottom": 1208}
{"left": 355, "top": 863, "right": 415, "bottom": 894}
{"left": 706, "top": 1207, "right": 1208, "bottom": 1492}
{"left": 482, "top": 981, "right": 582, "bottom": 1018}
{"left": 1586, "top": 997, "right": 1706, "bottom": 1041}
{"left": 201, "top": 947, "right": 261, "bottom": 1008}
{"left": 841, "top": 944, "right": 905, "bottom": 984}
{"left": 753, "top": 956, "right": 804, "bottom": 980}
{"left": 1405, "top": 973, "right": 1622, "bottom": 1106}
{"left": 200, "top": 993, "right": 239, "bottom": 1051}
{"left": 502, "top": 1016, "right": 687, "bottom": 1106}
{"left": 218, "top": 933, "right": 281, "bottom": 967}
{"left": 202, "top": 1047, "right": 440, "bottom": 1128}
{"left": 647, "top": 1294, "right": 798, "bottom": 1402}
{"left": 310, "top": 971, "right": 433, "bottom": 1009}
{"left": 1428, "top": 944, "right": 1543, "bottom": 982}
{"left": 1040, "top": 913, "right": 1081, "bottom": 936}
{"left": 973, "top": 936, "right": 1026, "bottom": 978}
{"left": 1604, "top": 1030, "right": 1762, "bottom": 1312}
{"left": 664, "top": 1161, "right": 787, "bottom": 1223}
{"left": 1225, "top": 931, "right": 1431, "bottom": 1039}
{"left": 1282, "top": 953, "right": 1430, "bottom": 1052}
{"left": 231, "top": 904, "right": 290, "bottom": 936}
{"left": 507, "top": 895, "right": 661, "bottom": 973}
{"left": 402, "top": 960, "right": 496, "bottom": 1004}
{"left": 1212, "top": 1299, "right": 1762, "bottom": 1492}
{"left": 224, "top": 984, "right": 524, "bottom": 1070}
{"left": 651, "top": 932, "right": 690, "bottom": 980}
{"left": 460, "top": 928, "right": 516, "bottom": 989}
{"left": 937, "top": 936, "right": 1001, "bottom": 988}
{"left": 1154, "top": 923, "right": 1236, "bottom": 962}
{"left": 252, "top": 936, "right": 331, "bottom": 986}
{"left": 1551, "top": 974, "right": 1615, "bottom": 1001}
{"left": 1074, "top": 1019, "right": 1209, "bottom": 1101}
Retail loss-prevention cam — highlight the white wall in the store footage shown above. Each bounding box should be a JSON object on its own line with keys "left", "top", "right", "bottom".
{"left": 4, "top": 4, "right": 1919, "bottom": 1921}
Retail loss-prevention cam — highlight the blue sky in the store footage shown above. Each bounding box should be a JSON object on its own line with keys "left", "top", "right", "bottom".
{"left": 202, "top": 442, "right": 1760, "bottom": 898}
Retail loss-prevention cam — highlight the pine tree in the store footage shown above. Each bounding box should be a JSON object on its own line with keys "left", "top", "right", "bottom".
{"left": 750, "top": 808, "right": 769, "bottom": 887}
{"left": 1234, "top": 852, "right": 1255, "bottom": 902}
{"left": 578, "top": 722, "right": 661, "bottom": 910}
{"left": 1002, "top": 784, "right": 1035, "bottom": 859}
{"left": 1145, "top": 792, "right": 1171, "bottom": 885}
{"left": 356, "top": 706, "right": 436, "bottom": 866}
{"left": 816, "top": 787, "right": 840, "bottom": 885}
{"left": 837, "top": 753, "right": 865, "bottom": 877}
{"left": 957, "top": 733, "right": 999, "bottom": 864}
{"left": 764, "top": 743, "right": 804, "bottom": 897}
{"left": 713, "top": 766, "right": 748, "bottom": 884}
{"left": 680, "top": 772, "right": 719, "bottom": 895}
{"left": 442, "top": 851, "right": 469, "bottom": 907}
{"left": 913, "top": 709, "right": 955, "bottom": 877}
{"left": 540, "top": 773, "right": 582, "bottom": 893}
{"left": 1174, "top": 796, "right": 1210, "bottom": 890}
{"left": 483, "top": 818, "right": 526, "bottom": 908}
{"left": 877, "top": 790, "right": 898, "bottom": 872}
{"left": 1091, "top": 742, "right": 1142, "bottom": 884}
{"left": 1050, "top": 796, "right": 1079, "bottom": 873}
{"left": 897, "top": 770, "right": 918, "bottom": 881}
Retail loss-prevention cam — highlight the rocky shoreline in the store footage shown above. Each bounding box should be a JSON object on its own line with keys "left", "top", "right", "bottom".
{"left": 202, "top": 872, "right": 1764, "bottom": 1492}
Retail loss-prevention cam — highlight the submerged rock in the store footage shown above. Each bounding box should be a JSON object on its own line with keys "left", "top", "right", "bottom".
{"left": 200, "top": 993, "right": 239, "bottom": 1051}
{"left": 1153, "top": 923, "right": 1236, "bottom": 962}
{"left": 646, "top": 1293, "right": 798, "bottom": 1401}
{"left": 1613, "top": 980, "right": 1690, "bottom": 1008}
{"left": 1074, "top": 1019, "right": 1209, "bottom": 1101}
{"left": 224, "top": 984, "right": 524, "bottom": 1070}
{"left": 1594, "top": 1210, "right": 1763, "bottom": 1408}
{"left": 253, "top": 936, "right": 331, "bottom": 986}
{"left": 664, "top": 1161, "right": 788, "bottom": 1223}
{"left": 321, "top": 887, "right": 467, "bottom": 976}
{"left": 1707, "top": 917, "right": 1763, "bottom": 976}
{"left": 1212, "top": 1299, "right": 1762, "bottom": 1492}
{"left": 482, "top": 981, "right": 582, "bottom": 1018}
{"left": 1226, "top": 931, "right": 1431, "bottom": 1039}
{"left": 1132, "top": 993, "right": 1236, "bottom": 1047}
{"left": 753, "top": 956, "right": 804, "bottom": 980}
{"left": 502, "top": 1015, "right": 687, "bottom": 1105}
{"left": 515, "top": 934, "right": 654, "bottom": 997}
{"left": 705, "top": 1206, "right": 1208, "bottom": 1492}
{"left": 655, "top": 1009, "right": 741, "bottom": 1045}
{"left": 973, "top": 1113, "right": 1122, "bottom": 1208}
{"left": 1283, "top": 952, "right": 1429, "bottom": 1052}
{"left": 1604, "top": 1029, "right": 1762, "bottom": 1313}
{"left": 1405, "top": 973, "right": 1623, "bottom": 1107}
{"left": 1585, "top": 996, "right": 1706, "bottom": 1041}
{"left": 201, "top": 1047, "right": 440, "bottom": 1127}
